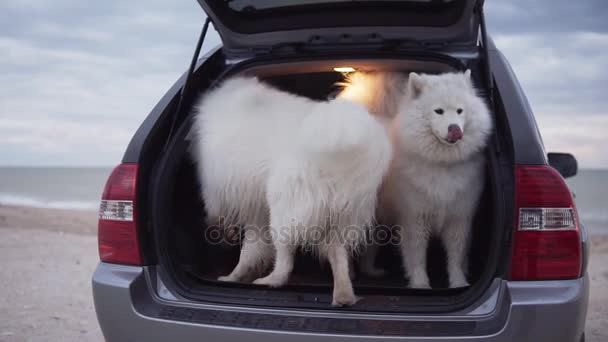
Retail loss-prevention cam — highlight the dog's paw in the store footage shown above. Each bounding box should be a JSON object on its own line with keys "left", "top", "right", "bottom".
{"left": 448, "top": 270, "right": 470, "bottom": 288}
{"left": 408, "top": 278, "right": 431, "bottom": 289}
{"left": 331, "top": 290, "right": 358, "bottom": 307}
{"left": 217, "top": 275, "right": 238, "bottom": 282}
{"left": 252, "top": 275, "right": 288, "bottom": 288}
{"left": 449, "top": 279, "right": 470, "bottom": 288}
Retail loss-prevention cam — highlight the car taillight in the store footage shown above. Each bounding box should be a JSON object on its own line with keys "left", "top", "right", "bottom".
{"left": 97, "top": 163, "right": 142, "bottom": 265}
{"left": 509, "top": 165, "right": 582, "bottom": 280}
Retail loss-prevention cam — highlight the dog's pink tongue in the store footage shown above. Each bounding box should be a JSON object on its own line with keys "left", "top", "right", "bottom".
{"left": 447, "top": 125, "right": 463, "bottom": 143}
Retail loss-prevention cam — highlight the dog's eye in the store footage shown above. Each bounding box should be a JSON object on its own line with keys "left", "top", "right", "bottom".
{"left": 434, "top": 108, "right": 444, "bottom": 115}
{"left": 457, "top": 108, "right": 463, "bottom": 114}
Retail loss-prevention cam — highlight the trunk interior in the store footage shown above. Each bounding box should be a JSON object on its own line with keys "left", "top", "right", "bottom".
{"left": 150, "top": 56, "right": 505, "bottom": 312}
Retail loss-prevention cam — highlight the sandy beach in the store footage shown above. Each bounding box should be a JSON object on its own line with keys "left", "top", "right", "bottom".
{"left": 0, "top": 205, "right": 102, "bottom": 342}
{"left": 0, "top": 204, "right": 607, "bottom": 341}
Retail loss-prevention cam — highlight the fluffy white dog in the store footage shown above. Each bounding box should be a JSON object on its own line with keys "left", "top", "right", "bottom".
{"left": 192, "top": 77, "right": 392, "bottom": 305}
{"left": 339, "top": 70, "right": 492, "bottom": 288}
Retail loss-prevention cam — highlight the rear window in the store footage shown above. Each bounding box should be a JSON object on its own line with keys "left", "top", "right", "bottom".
{"left": 203, "top": 0, "right": 468, "bottom": 34}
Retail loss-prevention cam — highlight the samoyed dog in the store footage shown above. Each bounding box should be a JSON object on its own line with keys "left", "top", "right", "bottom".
{"left": 192, "top": 77, "right": 392, "bottom": 305}
{"left": 339, "top": 70, "right": 492, "bottom": 288}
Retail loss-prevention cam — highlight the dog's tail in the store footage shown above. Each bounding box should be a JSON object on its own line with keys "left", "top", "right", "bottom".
{"left": 336, "top": 71, "right": 407, "bottom": 118}
{"left": 296, "top": 99, "right": 392, "bottom": 171}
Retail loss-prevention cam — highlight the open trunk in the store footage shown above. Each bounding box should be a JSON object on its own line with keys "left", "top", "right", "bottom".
{"left": 150, "top": 55, "right": 506, "bottom": 312}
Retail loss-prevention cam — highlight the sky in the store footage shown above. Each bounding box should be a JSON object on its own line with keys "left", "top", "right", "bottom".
{"left": 0, "top": 0, "right": 607, "bottom": 168}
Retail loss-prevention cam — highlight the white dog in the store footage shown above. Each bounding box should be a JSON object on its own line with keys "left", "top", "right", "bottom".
{"left": 192, "top": 77, "right": 392, "bottom": 305}
{"left": 339, "top": 70, "right": 492, "bottom": 288}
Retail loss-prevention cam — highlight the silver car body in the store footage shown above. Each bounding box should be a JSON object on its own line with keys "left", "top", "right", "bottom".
{"left": 93, "top": 263, "right": 588, "bottom": 341}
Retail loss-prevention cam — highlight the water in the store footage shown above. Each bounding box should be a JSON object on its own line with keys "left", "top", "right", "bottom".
{"left": 567, "top": 170, "right": 608, "bottom": 235}
{"left": 0, "top": 167, "right": 112, "bottom": 211}
{"left": 0, "top": 167, "right": 606, "bottom": 234}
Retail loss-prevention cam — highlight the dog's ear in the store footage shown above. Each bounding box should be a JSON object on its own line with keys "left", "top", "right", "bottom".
{"left": 462, "top": 69, "right": 476, "bottom": 93}
{"left": 408, "top": 72, "right": 425, "bottom": 98}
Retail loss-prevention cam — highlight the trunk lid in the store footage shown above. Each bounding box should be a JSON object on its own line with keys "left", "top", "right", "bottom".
{"left": 196, "top": 0, "right": 483, "bottom": 56}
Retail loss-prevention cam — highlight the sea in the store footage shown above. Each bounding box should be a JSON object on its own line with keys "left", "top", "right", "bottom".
{"left": 0, "top": 167, "right": 607, "bottom": 235}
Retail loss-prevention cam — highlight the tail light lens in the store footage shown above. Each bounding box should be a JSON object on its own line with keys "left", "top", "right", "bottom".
{"left": 510, "top": 165, "right": 582, "bottom": 280}
{"left": 97, "top": 163, "right": 143, "bottom": 265}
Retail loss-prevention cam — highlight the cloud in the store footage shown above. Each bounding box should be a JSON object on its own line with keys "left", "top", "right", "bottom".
{"left": 485, "top": 1, "right": 608, "bottom": 168}
{"left": 485, "top": 0, "right": 608, "bottom": 34}
{"left": 537, "top": 115, "right": 608, "bottom": 169}
{"left": 492, "top": 32, "right": 608, "bottom": 113}
{"left": 0, "top": 0, "right": 606, "bottom": 168}
{"left": 0, "top": 0, "right": 221, "bottom": 166}
{"left": 0, "top": 35, "right": 182, "bottom": 166}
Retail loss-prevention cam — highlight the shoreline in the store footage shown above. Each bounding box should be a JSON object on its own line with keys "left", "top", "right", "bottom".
{"left": 0, "top": 204, "right": 98, "bottom": 236}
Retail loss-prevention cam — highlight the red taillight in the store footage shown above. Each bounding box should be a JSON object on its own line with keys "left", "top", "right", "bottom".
{"left": 510, "top": 165, "right": 582, "bottom": 280}
{"left": 97, "top": 163, "right": 142, "bottom": 265}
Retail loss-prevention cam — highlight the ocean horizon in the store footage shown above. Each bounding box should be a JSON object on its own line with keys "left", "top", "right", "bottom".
{"left": 0, "top": 166, "right": 111, "bottom": 211}
{"left": 0, "top": 166, "right": 607, "bottom": 235}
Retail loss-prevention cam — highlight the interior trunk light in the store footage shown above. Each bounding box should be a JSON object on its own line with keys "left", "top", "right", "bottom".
{"left": 334, "top": 67, "right": 356, "bottom": 73}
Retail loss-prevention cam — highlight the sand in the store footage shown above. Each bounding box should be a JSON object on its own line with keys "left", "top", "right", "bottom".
{"left": 0, "top": 204, "right": 606, "bottom": 341}
{"left": 0, "top": 206, "right": 102, "bottom": 342}
{"left": 587, "top": 237, "right": 608, "bottom": 341}
{"left": 0, "top": 205, "right": 98, "bottom": 236}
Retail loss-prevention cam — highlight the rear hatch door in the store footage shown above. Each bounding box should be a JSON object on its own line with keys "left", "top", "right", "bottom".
{"left": 196, "top": 0, "right": 483, "bottom": 56}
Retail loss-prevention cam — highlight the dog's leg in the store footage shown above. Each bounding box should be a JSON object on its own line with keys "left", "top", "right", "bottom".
{"left": 359, "top": 243, "right": 387, "bottom": 278}
{"left": 252, "top": 217, "right": 296, "bottom": 287}
{"left": 218, "top": 221, "right": 273, "bottom": 283}
{"left": 400, "top": 220, "right": 431, "bottom": 289}
{"left": 327, "top": 244, "right": 357, "bottom": 306}
{"left": 252, "top": 240, "right": 295, "bottom": 287}
{"left": 442, "top": 218, "right": 471, "bottom": 288}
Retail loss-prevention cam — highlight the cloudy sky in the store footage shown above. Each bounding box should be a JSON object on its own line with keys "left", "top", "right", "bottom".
{"left": 0, "top": 0, "right": 607, "bottom": 168}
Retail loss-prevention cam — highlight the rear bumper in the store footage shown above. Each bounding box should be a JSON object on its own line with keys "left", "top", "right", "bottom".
{"left": 93, "top": 263, "right": 588, "bottom": 342}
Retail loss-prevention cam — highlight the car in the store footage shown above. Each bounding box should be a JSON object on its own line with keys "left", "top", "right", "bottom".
{"left": 92, "top": 0, "right": 589, "bottom": 341}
